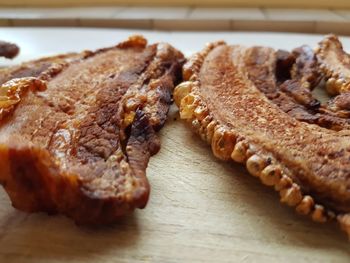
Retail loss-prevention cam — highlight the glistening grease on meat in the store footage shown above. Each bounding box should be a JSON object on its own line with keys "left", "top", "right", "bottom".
{"left": 0, "top": 35, "right": 184, "bottom": 224}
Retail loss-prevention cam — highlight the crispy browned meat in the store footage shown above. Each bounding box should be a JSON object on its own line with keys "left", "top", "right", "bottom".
{"left": 275, "top": 49, "right": 295, "bottom": 83}
{"left": 0, "top": 35, "right": 184, "bottom": 224}
{"left": 291, "top": 45, "right": 322, "bottom": 90}
{"left": 174, "top": 41, "right": 350, "bottom": 237}
{"left": 242, "top": 45, "right": 350, "bottom": 131}
{"left": 0, "top": 40, "right": 19, "bottom": 59}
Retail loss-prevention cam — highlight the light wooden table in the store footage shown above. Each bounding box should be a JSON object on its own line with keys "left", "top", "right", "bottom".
{"left": 0, "top": 28, "right": 349, "bottom": 262}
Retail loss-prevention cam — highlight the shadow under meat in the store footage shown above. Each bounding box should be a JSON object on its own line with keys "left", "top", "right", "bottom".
{"left": 177, "top": 112, "right": 350, "bottom": 251}
{"left": 0, "top": 207, "right": 142, "bottom": 262}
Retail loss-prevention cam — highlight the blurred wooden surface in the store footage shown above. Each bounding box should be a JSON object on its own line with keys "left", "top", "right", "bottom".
{"left": 0, "top": 29, "right": 349, "bottom": 263}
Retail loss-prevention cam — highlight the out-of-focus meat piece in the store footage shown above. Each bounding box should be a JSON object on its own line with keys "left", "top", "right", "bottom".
{"left": 279, "top": 79, "right": 320, "bottom": 110}
{"left": 0, "top": 40, "right": 19, "bottom": 59}
{"left": 291, "top": 45, "right": 322, "bottom": 90}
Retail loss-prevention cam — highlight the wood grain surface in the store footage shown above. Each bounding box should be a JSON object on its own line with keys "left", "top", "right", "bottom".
{"left": 0, "top": 104, "right": 349, "bottom": 263}
{"left": 0, "top": 29, "right": 349, "bottom": 263}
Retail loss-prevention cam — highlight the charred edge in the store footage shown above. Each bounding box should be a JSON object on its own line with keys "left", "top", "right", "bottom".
{"left": 119, "top": 43, "right": 169, "bottom": 158}
{"left": 124, "top": 109, "right": 156, "bottom": 208}
{"left": 291, "top": 45, "right": 322, "bottom": 90}
{"left": 275, "top": 49, "right": 296, "bottom": 83}
{"left": 153, "top": 60, "right": 184, "bottom": 132}
{"left": 113, "top": 45, "right": 160, "bottom": 160}
{"left": 81, "top": 40, "right": 177, "bottom": 164}
{"left": 120, "top": 107, "right": 156, "bottom": 161}
{"left": 125, "top": 43, "right": 184, "bottom": 134}
{"left": 129, "top": 109, "right": 159, "bottom": 155}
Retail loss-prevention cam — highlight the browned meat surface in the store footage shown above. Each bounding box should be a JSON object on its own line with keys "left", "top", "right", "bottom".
{"left": 291, "top": 45, "right": 322, "bottom": 90}
{"left": 0, "top": 40, "right": 19, "bottom": 59}
{"left": 0, "top": 35, "right": 184, "bottom": 224}
{"left": 242, "top": 45, "right": 350, "bottom": 130}
{"left": 174, "top": 40, "right": 350, "bottom": 237}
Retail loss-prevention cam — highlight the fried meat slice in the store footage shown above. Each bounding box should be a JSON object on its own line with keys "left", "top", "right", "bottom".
{"left": 174, "top": 42, "right": 350, "bottom": 237}
{"left": 0, "top": 35, "right": 184, "bottom": 224}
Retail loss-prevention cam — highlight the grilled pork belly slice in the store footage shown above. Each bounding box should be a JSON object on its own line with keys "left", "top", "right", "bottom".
{"left": 174, "top": 41, "right": 350, "bottom": 236}
{"left": 0, "top": 35, "right": 184, "bottom": 224}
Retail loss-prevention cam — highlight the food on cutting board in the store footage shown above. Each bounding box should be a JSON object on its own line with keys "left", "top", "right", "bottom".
{"left": 0, "top": 35, "right": 184, "bottom": 224}
{"left": 1, "top": 31, "right": 349, "bottom": 238}
{"left": 174, "top": 35, "right": 350, "bottom": 237}
{"left": 0, "top": 40, "right": 19, "bottom": 59}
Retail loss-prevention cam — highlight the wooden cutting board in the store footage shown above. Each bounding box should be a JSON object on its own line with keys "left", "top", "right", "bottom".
{"left": 0, "top": 28, "right": 349, "bottom": 263}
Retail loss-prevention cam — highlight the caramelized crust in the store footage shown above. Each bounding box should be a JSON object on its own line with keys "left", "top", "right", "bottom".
{"left": 0, "top": 35, "right": 184, "bottom": 224}
{"left": 175, "top": 41, "right": 350, "bottom": 237}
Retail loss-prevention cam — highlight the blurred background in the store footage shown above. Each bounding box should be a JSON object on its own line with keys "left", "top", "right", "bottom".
{"left": 1, "top": 1, "right": 350, "bottom": 34}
